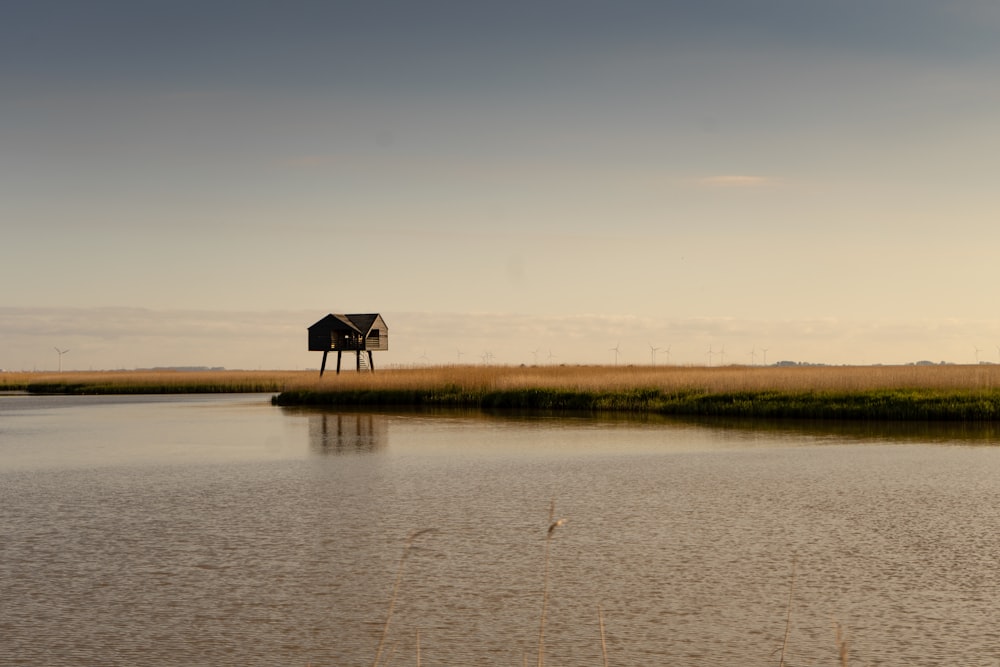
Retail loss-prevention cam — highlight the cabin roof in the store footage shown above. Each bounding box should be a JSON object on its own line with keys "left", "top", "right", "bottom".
{"left": 309, "top": 313, "right": 386, "bottom": 336}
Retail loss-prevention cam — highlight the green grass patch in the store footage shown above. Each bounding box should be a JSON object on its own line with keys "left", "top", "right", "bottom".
{"left": 19, "top": 371, "right": 299, "bottom": 395}
{"left": 25, "top": 381, "right": 283, "bottom": 394}
{"left": 272, "top": 386, "right": 1000, "bottom": 421}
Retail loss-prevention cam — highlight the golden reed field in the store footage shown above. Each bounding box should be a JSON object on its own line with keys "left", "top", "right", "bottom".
{"left": 5, "top": 363, "right": 1000, "bottom": 394}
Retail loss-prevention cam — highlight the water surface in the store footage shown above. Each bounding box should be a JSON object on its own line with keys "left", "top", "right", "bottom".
{"left": 2, "top": 394, "right": 1000, "bottom": 665}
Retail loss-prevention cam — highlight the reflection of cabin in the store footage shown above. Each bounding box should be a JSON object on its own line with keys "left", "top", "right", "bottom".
{"left": 308, "top": 413, "right": 388, "bottom": 453}
{"left": 308, "top": 313, "right": 388, "bottom": 376}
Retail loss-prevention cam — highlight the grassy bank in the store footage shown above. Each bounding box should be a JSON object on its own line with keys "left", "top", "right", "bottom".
{"left": 272, "top": 364, "right": 1000, "bottom": 421}
{"left": 3, "top": 370, "right": 310, "bottom": 394}
{"left": 274, "top": 385, "right": 1000, "bottom": 420}
{"left": 10, "top": 365, "right": 1000, "bottom": 420}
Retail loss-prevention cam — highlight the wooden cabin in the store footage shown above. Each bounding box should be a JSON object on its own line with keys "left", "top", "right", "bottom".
{"left": 308, "top": 313, "right": 388, "bottom": 375}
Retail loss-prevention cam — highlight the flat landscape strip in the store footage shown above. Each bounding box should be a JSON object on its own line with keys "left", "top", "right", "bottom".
{"left": 8, "top": 365, "right": 1000, "bottom": 420}
{"left": 271, "top": 386, "right": 1000, "bottom": 421}
{"left": 5, "top": 370, "right": 303, "bottom": 394}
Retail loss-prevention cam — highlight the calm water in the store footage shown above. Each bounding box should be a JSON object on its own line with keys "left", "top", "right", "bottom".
{"left": 3, "top": 394, "right": 1000, "bottom": 666}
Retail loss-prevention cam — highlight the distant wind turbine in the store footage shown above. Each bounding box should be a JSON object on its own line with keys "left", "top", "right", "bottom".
{"left": 974, "top": 346, "right": 983, "bottom": 364}
{"left": 531, "top": 348, "right": 540, "bottom": 365}
{"left": 54, "top": 347, "right": 69, "bottom": 372}
{"left": 761, "top": 348, "right": 769, "bottom": 366}
{"left": 718, "top": 345, "right": 726, "bottom": 366}
{"left": 649, "top": 344, "right": 660, "bottom": 366}
{"left": 664, "top": 345, "right": 671, "bottom": 365}
{"left": 707, "top": 344, "right": 714, "bottom": 367}
{"left": 750, "top": 346, "right": 757, "bottom": 366}
{"left": 547, "top": 349, "right": 556, "bottom": 364}
{"left": 610, "top": 343, "right": 621, "bottom": 366}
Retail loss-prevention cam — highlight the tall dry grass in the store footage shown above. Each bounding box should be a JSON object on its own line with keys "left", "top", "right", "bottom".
{"left": 8, "top": 363, "right": 1000, "bottom": 396}
{"left": 281, "top": 364, "right": 1000, "bottom": 394}
{"left": 4, "top": 370, "right": 311, "bottom": 393}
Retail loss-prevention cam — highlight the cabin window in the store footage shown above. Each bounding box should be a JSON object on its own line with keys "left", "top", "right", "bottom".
{"left": 368, "top": 331, "right": 380, "bottom": 342}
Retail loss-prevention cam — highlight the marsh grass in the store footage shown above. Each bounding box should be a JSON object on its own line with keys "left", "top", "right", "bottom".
{"left": 280, "top": 363, "right": 1000, "bottom": 394}
{"left": 12, "top": 364, "right": 1000, "bottom": 394}
{"left": 13, "top": 365, "right": 1000, "bottom": 419}
{"left": 273, "top": 365, "right": 1000, "bottom": 420}
{"left": 9, "top": 370, "right": 308, "bottom": 394}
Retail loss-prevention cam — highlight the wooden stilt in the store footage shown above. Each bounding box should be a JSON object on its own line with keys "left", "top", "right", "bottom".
{"left": 368, "top": 350, "right": 375, "bottom": 372}
{"left": 336, "top": 351, "right": 342, "bottom": 374}
{"left": 319, "top": 350, "right": 328, "bottom": 377}
{"left": 356, "top": 350, "right": 362, "bottom": 371}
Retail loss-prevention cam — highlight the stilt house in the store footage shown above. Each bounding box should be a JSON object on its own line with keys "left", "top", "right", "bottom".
{"left": 308, "top": 313, "right": 388, "bottom": 376}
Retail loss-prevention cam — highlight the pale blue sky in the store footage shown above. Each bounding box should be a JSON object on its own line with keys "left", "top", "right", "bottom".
{"left": 3, "top": 1, "right": 1000, "bottom": 370}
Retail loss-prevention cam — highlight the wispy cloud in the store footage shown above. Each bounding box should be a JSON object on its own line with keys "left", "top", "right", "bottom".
{"left": 389, "top": 311, "right": 997, "bottom": 367}
{"left": 2, "top": 307, "right": 997, "bottom": 370}
{"left": 277, "top": 155, "right": 333, "bottom": 169}
{"left": 0, "top": 307, "right": 315, "bottom": 371}
{"left": 692, "top": 175, "right": 777, "bottom": 187}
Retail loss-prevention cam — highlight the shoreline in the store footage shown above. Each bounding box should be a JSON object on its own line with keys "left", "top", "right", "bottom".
{"left": 271, "top": 385, "right": 1000, "bottom": 421}
{"left": 7, "top": 366, "right": 1000, "bottom": 421}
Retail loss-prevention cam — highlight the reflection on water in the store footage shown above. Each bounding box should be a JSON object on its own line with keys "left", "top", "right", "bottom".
{"left": 3, "top": 396, "right": 1000, "bottom": 666}
{"left": 674, "top": 414, "right": 1000, "bottom": 445}
{"left": 306, "top": 411, "right": 388, "bottom": 454}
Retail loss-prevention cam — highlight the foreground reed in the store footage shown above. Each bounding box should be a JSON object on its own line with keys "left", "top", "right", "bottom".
{"left": 372, "top": 529, "right": 438, "bottom": 667}
{"left": 537, "top": 500, "right": 566, "bottom": 667}
{"left": 367, "top": 509, "right": 856, "bottom": 667}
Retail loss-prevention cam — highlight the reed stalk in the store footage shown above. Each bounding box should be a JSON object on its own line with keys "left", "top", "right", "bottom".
{"left": 372, "top": 528, "right": 436, "bottom": 667}
{"left": 777, "top": 558, "right": 796, "bottom": 667}
{"left": 537, "top": 500, "right": 566, "bottom": 667}
{"left": 598, "top": 604, "right": 609, "bottom": 667}
{"left": 834, "top": 621, "right": 849, "bottom": 667}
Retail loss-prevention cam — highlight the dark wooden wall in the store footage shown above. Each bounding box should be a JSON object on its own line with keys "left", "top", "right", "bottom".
{"left": 308, "top": 324, "right": 388, "bottom": 351}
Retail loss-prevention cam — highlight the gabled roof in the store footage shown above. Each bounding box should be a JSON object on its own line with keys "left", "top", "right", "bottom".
{"left": 343, "top": 313, "right": 381, "bottom": 335}
{"left": 309, "top": 313, "right": 385, "bottom": 336}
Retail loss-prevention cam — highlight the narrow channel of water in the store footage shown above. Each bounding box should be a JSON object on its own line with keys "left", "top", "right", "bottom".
{"left": 2, "top": 394, "right": 999, "bottom": 665}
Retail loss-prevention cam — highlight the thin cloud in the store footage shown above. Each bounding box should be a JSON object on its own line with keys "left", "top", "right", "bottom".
{"left": 277, "top": 155, "right": 333, "bottom": 168}
{"left": 3, "top": 307, "right": 998, "bottom": 370}
{"left": 693, "top": 175, "right": 777, "bottom": 187}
